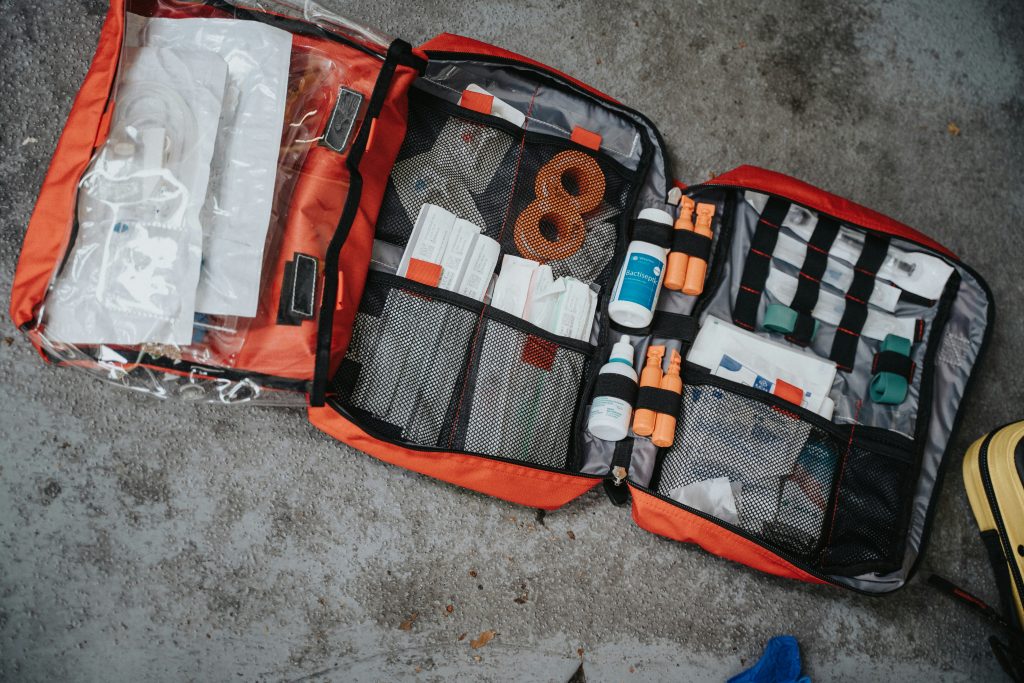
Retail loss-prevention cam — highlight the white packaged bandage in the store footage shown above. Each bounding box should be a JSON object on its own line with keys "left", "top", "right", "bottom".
{"left": 772, "top": 232, "right": 901, "bottom": 312}
{"left": 745, "top": 191, "right": 954, "bottom": 300}
{"left": 689, "top": 316, "right": 837, "bottom": 417}
{"left": 45, "top": 47, "right": 227, "bottom": 345}
{"left": 765, "top": 268, "right": 920, "bottom": 342}
{"left": 128, "top": 14, "right": 293, "bottom": 318}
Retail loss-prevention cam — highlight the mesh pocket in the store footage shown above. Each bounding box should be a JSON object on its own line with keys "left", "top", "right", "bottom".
{"left": 331, "top": 277, "right": 478, "bottom": 447}
{"left": 656, "top": 384, "right": 843, "bottom": 559}
{"left": 818, "top": 446, "right": 913, "bottom": 574}
{"left": 375, "top": 96, "right": 518, "bottom": 248}
{"left": 503, "top": 142, "right": 634, "bottom": 286}
{"left": 452, "top": 317, "right": 591, "bottom": 469}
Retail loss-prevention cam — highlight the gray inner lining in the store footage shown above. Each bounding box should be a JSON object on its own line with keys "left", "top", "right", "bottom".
{"left": 579, "top": 187, "right": 990, "bottom": 593}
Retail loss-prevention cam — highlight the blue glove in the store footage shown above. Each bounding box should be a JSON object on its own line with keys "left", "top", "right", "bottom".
{"left": 728, "top": 635, "right": 810, "bottom": 683}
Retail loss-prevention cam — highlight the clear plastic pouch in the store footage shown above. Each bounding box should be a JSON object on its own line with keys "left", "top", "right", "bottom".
{"left": 31, "top": 0, "right": 395, "bottom": 404}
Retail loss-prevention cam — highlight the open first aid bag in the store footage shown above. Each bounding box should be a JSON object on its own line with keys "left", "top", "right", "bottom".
{"left": 10, "top": 0, "right": 994, "bottom": 596}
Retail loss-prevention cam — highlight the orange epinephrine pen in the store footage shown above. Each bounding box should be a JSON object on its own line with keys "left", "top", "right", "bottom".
{"left": 664, "top": 196, "right": 695, "bottom": 291}
{"left": 682, "top": 202, "right": 715, "bottom": 296}
{"left": 652, "top": 349, "right": 682, "bottom": 448}
{"left": 632, "top": 345, "right": 665, "bottom": 437}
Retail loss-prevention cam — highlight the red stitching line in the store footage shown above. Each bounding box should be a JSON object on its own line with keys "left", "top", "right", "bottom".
{"left": 734, "top": 319, "right": 755, "bottom": 330}
{"left": 855, "top": 266, "right": 876, "bottom": 276}
{"left": 446, "top": 87, "right": 540, "bottom": 448}
{"left": 759, "top": 218, "right": 780, "bottom": 229}
{"left": 751, "top": 248, "right": 771, "bottom": 258}
{"left": 838, "top": 327, "right": 860, "bottom": 337}
{"left": 807, "top": 243, "right": 828, "bottom": 254}
{"left": 820, "top": 399, "right": 862, "bottom": 564}
{"left": 740, "top": 285, "right": 761, "bottom": 295}
{"left": 799, "top": 272, "right": 820, "bottom": 283}
{"left": 845, "top": 293, "right": 865, "bottom": 304}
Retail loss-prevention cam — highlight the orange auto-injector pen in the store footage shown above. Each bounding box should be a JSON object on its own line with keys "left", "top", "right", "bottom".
{"left": 631, "top": 344, "right": 665, "bottom": 437}
{"left": 664, "top": 196, "right": 695, "bottom": 291}
{"left": 652, "top": 349, "right": 683, "bottom": 448}
{"left": 682, "top": 202, "right": 716, "bottom": 296}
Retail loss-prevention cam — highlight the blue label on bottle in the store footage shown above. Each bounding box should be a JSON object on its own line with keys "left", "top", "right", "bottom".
{"left": 618, "top": 252, "right": 662, "bottom": 309}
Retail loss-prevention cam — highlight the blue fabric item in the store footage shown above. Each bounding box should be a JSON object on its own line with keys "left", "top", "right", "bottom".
{"left": 727, "top": 635, "right": 810, "bottom": 683}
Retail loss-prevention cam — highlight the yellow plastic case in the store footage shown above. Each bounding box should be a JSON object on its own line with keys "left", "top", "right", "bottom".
{"left": 963, "top": 421, "right": 1024, "bottom": 628}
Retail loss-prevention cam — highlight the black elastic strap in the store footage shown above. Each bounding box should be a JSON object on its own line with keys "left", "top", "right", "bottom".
{"left": 733, "top": 197, "right": 790, "bottom": 330}
{"left": 671, "top": 229, "right": 712, "bottom": 261}
{"left": 592, "top": 372, "right": 638, "bottom": 405}
{"left": 787, "top": 312, "right": 819, "bottom": 347}
{"left": 872, "top": 350, "right": 915, "bottom": 380}
{"left": 649, "top": 312, "right": 699, "bottom": 344}
{"left": 635, "top": 386, "right": 682, "bottom": 416}
{"left": 632, "top": 218, "right": 673, "bottom": 250}
{"left": 829, "top": 233, "right": 890, "bottom": 371}
{"left": 787, "top": 216, "right": 839, "bottom": 345}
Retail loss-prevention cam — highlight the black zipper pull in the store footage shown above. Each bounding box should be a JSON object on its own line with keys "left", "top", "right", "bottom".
{"left": 603, "top": 438, "right": 634, "bottom": 506}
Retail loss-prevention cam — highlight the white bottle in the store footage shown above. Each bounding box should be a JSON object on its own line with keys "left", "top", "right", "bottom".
{"left": 608, "top": 208, "right": 672, "bottom": 328}
{"left": 587, "top": 335, "right": 638, "bottom": 442}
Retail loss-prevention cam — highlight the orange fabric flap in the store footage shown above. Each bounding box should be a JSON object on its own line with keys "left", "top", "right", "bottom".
{"left": 630, "top": 486, "right": 828, "bottom": 585}
{"left": 308, "top": 405, "right": 600, "bottom": 510}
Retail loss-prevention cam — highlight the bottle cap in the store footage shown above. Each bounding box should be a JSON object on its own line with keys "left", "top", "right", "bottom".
{"left": 637, "top": 207, "right": 673, "bottom": 226}
{"left": 609, "top": 335, "right": 635, "bottom": 366}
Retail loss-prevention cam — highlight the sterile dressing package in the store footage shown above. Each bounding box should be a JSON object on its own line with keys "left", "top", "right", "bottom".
{"left": 11, "top": 0, "right": 994, "bottom": 597}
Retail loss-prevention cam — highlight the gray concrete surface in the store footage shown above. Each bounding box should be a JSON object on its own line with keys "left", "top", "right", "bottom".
{"left": 1, "top": 0, "right": 1023, "bottom": 680}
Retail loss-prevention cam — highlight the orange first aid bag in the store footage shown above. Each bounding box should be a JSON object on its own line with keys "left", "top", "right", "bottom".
{"left": 11, "top": 1, "right": 994, "bottom": 595}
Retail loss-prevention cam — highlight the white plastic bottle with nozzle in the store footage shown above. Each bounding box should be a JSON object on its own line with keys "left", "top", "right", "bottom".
{"left": 608, "top": 208, "right": 672, "bottom": 329}
{"left": 587, "top": 335, "right": 638, "bottom": 442}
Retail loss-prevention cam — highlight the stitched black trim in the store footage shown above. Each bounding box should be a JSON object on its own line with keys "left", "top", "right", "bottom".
{"left": 312, "top": 39, "right": 418, "bottom": 406}
{"left": 789, "top": 215, "right": 839, "bottom": 343}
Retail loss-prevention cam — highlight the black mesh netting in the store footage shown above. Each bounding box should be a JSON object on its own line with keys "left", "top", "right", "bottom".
{"left": 331, "top": 277, "right": 477, "bottom": 447}
{"left": 818, "top": 445, "right": 912, "bottom": 574}
{"left": 656, "top": 384, "right": 843, "bottom": 560}
{"left": 450, "top": 317, "right": 589, "bottom": 469}
{"left": 331, "top": 274, "right": 590, "bottom": 469}
{"left": 374, "top": 90, "right": 637, "bottom": 287}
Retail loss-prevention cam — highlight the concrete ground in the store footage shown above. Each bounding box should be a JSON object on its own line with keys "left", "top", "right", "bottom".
{"left": 1, "top": 0, "right": 1022, "bottom": 680}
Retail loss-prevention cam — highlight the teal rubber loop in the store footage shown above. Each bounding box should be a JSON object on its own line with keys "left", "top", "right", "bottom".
{"left": 870, "top": 372, "right": 908, "bottom": 404}
{"left": 880, "top": 334, "right": 912, "bottom": 356}
{"left": 763, "top": 303, "right": 798, "bottom": 334}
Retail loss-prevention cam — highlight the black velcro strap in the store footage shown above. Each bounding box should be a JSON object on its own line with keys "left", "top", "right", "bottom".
{"left": 830, "top": 233, "right": 891, "bottom": 371}
{"left": 649, "top": 312, "right": 699, "bottom": 343}
{"left": 733, "top": 197, "right": 790, "bottom": 330}
{"left": 786, "top": 312, "right": 819, "bottom": 347}
{"left": 277, "top": 252, "right": 319, "bottom": 326}
{"left": 671, "top": 229, "right": 712, "bottom": 261}
{"left": 790, "top": 216, "right": 840, "bottom": 317}
{"left": 872, "top": 350, "right": 915, "bottom": 380}
{"left": 632, "top": 218, "right": 673, "bottom": 249}
{"left": 593, "top": 372, "right": 638, "bottom": 405}
{"left": 635, "top": 386, "right": 682, "bottom": 416}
